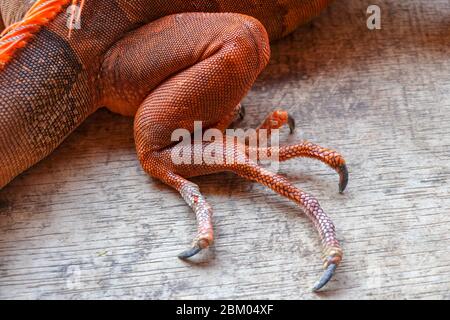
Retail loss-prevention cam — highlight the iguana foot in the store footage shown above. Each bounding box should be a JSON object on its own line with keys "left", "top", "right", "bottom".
{"left": 137, "top": 136, "right": 346, "bottom": 290}
{"left": 258, "top": 109, "right": 295, "bottom": 134}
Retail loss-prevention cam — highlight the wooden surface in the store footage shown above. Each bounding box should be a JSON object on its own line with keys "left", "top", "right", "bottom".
{"left": 1, "top": 1, "right": 449, "bottom": 299}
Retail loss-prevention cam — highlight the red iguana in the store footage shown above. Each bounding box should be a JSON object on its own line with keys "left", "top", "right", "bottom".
{"left": 0, "top": 0, "right": 348, "bottom": 291}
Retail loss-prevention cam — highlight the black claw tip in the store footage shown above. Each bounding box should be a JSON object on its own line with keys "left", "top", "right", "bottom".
{"left": 287, "top": 114, "right": 296, "bottom": 134}
{"left": 238, "top": 105, "right": 246, "bottom": 120}
{"left": 312, "top": 263, "right": 337, "bottom": 292}
{"left": 178, "top": 246, "right": 202, "bottom": 260}
{"left": 338, "top": 164, "right": 348, "bottom": 194}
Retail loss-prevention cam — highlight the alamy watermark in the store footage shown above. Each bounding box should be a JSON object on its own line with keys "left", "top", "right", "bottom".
{"left": 67, "top": 4, "right": 82, "bottom": 31}
{"left": 367, "top": 5, "right": 381, "bottom": 30}
{"left": 171, "top": 121, "right": 281, "bottom": 172}
{"left": 63, "top": 3, "right": 382, "bottom": 34}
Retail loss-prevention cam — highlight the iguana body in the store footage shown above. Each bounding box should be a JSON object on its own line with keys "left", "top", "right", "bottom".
{"left": 0, "top": 0, "right": 347, "bottom": 291}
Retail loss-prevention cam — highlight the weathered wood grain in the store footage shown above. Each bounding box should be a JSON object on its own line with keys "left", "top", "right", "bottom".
{"left": 1, "top": 0, "right": 449, "bottom": 299}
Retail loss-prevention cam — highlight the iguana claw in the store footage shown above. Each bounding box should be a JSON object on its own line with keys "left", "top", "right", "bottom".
{"left": 178, "top": 245, "right": 202, "bottom": 259}
{"left": 238, "top": 104, "right": 246, "bottom": 120}
{"left": 338, "top": 164, "right": 348, "bottom": 193}
{"left": 288, "top": 113, "right": 296, "bottom": 134}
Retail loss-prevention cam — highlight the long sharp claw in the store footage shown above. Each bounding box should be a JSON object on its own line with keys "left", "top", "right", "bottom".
{"left": 178, "top": 245, "right": 202, "bottom": 260}
{"left": 338, "top": 164, "right": 348, "bottom": 194}
{"left": 312, "top": 263, "right": 337, "bottom": 292}
{"left": 287, "top": 113, "right": 296, "bottom": 134}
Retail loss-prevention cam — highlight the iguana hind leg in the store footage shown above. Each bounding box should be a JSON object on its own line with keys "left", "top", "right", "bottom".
{"left": 107, "top": 12, "right": 345, "bottom": 291}
{"left": 127, "top": 12, "right": 270, "bottom": 260}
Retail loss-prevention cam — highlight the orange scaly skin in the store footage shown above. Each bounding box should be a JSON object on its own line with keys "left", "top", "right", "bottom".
{"left": 0, "top": 0, "right": 347, "bottom": 291}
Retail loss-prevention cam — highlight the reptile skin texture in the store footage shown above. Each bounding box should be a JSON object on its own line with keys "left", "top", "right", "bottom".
{"left": 0, "top": 0, "right": 347, "bottom": 291}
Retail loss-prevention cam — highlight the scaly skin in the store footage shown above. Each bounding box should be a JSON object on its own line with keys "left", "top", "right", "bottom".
{"left": 0, "top": 0, "right": 347, "bottom": 291}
